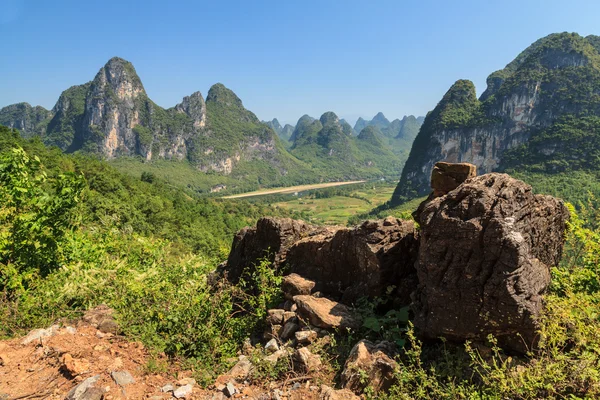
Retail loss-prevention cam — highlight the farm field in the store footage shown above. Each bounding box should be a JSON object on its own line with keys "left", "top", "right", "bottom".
{"left": 270, "top": 183, "right": 396, "bottom": 225}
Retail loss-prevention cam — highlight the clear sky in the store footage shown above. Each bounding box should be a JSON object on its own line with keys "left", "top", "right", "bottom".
{"left": 1, "top": 0, "right": 599, "bottom": 126}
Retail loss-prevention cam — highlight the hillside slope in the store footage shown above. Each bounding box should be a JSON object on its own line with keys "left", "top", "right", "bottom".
{"left": 392, "top": 32, "right": 600, "bottom": 203}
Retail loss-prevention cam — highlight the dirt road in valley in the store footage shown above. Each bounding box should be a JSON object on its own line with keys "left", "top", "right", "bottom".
{"left": 222, "top": 180, "right": 366, "bottom": 199}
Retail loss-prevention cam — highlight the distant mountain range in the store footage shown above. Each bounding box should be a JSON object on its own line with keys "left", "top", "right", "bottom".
{"left": 0, "top": 57, "right": 422, "bottom": 191}
{"left": 391, "top": 32, "right": 600, "bottom": 204}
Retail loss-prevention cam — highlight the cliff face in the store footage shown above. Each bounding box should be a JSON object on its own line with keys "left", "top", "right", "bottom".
{"left": 0, "top": 57, "right": 296, "bottom": 176}
{"left": 392, "top": 32, "right": 600, "bottom": 203}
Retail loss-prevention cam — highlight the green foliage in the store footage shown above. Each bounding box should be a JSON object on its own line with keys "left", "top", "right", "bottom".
{"left": 0, "top": 146, "right": 84, "bottom": 289}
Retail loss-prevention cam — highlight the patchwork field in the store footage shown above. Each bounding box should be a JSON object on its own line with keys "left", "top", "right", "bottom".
{"left": 267, "top": 183, "right": 397, "bottom": 225}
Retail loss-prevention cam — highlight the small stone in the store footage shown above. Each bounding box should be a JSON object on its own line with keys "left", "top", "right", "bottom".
{"left": 98, "top": 318, "right": 119, "bottom": 334}
{"left": 61, "top": 353, "right": 91, "bottom": 376}
{"left": 161, "top": 383, "right": 174, "bottom": 392}
{"left": 282, "top": 274, "right": 315, "bottom": 300}
{"left": 280, "top": 321, "right": 300, "bottom": 340}
{"left": 215, "top": 384, "right": 226, "bottom": 392}
{"left": 290, "top": 303, "right": 297, "bottom": 313}
{"left": 319, "top": 385, "right": 360, "bottom": 400}
{"left": 295, "top": 330, "right": 317, "bottom": 344}
{"left": 212, "top": 393, "right": 226, "bottom": 400}
{"left": 228, "top": 358, "right": 253, "bottom": 380}
{"left": 65, "top": 326, "right": 77, "bottom": 334}
{"left": 65, "top": 375, "right": 100, "bottom": 400}
{"left": 283, "top": 300, "right": 294, "bottom": 311}
{"left": 21, "top": 326, "right": 57, "bottom": 345}
{"left": 292, "top": 382, "right": 301, "bottom": 390}
{"left": 293, "top": 295, "right": 361, "bottom": 330}
{"left": 176, "top": 377, "right": 196, "bottom": 386}
{"left": 265, "top": 338, "right": 279, "bottom": 353}
{"left": 224, "top": 382, "right": 237, "bottom": 397}
{"left": 294, "top": 347, "right": 321, "bottom": 372}
{"left": 111, "top": 370, "right": 135, "bottom": 386}
{"left": 173, "top": 384, "right": 193, "bottom": 398}
{"left": 266, "top": 309, "right": 285, "bottom": 325}
{"left": 282, "top": 311, "right": 296, "bottom": 325}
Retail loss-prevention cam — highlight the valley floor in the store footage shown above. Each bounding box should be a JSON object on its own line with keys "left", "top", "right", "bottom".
{"left": 221, "top": 180, "right": 367, "bottom": 199}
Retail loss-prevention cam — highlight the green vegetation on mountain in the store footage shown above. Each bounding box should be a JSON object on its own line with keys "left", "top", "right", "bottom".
{"left": 393, "top": 32, "right": 600, "bottom": 205}
{"left": 290, "top": 112, "right": 402, "bottom": 179}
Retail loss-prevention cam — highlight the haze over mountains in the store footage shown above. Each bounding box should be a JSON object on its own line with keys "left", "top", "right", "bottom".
{"left": 391, "top": 32, "right": 600, "bottom": 204}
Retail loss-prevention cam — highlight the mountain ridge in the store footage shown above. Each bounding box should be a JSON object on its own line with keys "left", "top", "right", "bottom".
{"left": 391, "top": 32, "right": 600, "bottom": 204}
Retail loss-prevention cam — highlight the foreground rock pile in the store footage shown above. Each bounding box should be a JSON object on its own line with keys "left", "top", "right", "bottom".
{"left": 226, "top": 164, "right": 569, "bottom": 355}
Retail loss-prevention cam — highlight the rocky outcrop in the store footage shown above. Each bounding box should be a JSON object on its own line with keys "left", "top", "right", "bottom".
{"left": 224, "top": 217, "right": 317, "bottom": 283}
{"left": 413, "top": 173, "right": 569, "bottom": 353}
{"left": 224, "top": 216, "right": 419, "bottom": 303}
{"left": 226, "top": 166, "right": 569, "bottom": 355}
{"left": 392, "top": 32, "right": 600, "bottom": 204}
{"left": 430, "top": 162, "right": 476, "bottom": 196}
{"left": 341, "top": 340, "right": 398, "bottom": 393}
{"left": 286, "top": 217, "right": 419, "bottom": 303}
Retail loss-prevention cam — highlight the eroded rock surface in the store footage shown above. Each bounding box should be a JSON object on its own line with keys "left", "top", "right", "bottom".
{"left": 224, "top": 218, "right": 316, "bottom": 282}
{"left": 286, "top": 217, "right": 419, "bottom": 303}
{"left": 341, "top": 340, "right": 398, "bottom": 393}
{"left": 413, "top": 173, "right": 569, "bottom": 352}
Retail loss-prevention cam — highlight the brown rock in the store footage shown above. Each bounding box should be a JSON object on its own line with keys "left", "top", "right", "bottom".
{"left": 295, "top": 330, "right": 317, "bottom": 344}
{"left": 293, "top": 347, "right": 321, "bottom": 372}
{"left": 430, "top": 162, "right": 476, "bottom": 197}
{"left": 266, "top": 309, "right": 285, "bottom": 325}
{"left": 282, "top": 311, "right": 296, "bottom": 325}
{"left": 293, "top": 295, "right": 360, "bottom": 331}
{"left": 341, "top": 340, "right": 398, "bottom": 393}
{"left": 286, "top": 219, "right": 419, "bottom": 304}
{"left": 413, "top": 173, "right": 569, "bottom": 353}
{"left": 223, "top": 217, "right": 419, "bottom": 305}
{"left": 282, "top": 273, "right": 315, "bottom": 300}
{"left": 223, "top": 218, "right": 317, "bottom": 282}
{"left": 319, "top": 385, "right": 360, "bottom": 400}
{"left": 61, "top": 354, "right": 91, "bottom": 377}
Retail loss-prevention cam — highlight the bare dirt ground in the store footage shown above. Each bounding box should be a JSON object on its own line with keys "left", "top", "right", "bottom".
{"left": 0, "top": 313, "right": 323, "bottom": 399}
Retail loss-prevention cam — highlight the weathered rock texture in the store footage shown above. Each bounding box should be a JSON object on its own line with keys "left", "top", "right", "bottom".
{"left": 286, "top": 217, "right": 419, "bottom": 303}
{"left": 224, "top": 218, "right": 316, "bottom": 282}
{"left": 341, "top": 340, "right": 398, "bottom": 393}
{"left": 293, "top": 295, "right": 361, "bottom": 331}
{"left": 224, "top": 216, "right": 419, "bottom": 303}
{"left": 430, "top": 162, "right": 476, "bottom": 196}
{"left": 0, "top": 57, "right": 303, "bottom": 178}
{"left": 413, "top": 173, "right": 569, "bottom": 352}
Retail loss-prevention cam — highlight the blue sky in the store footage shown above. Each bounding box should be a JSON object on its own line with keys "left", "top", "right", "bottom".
{"left": 1, "top": 0, "right": 599, "bottom": 126}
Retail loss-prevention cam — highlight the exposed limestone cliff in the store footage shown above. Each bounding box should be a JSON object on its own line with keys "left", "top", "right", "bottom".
{"left": 392, "top": 32, "right": 600, "bottom": 203}
{"left": 0, "top": 57, "right": 301, "bottom": 177}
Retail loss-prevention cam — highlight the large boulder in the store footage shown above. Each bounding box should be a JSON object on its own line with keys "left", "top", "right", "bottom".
{"left": 286, "top": 217, "right": 419, "bottom": 303}
{"left": 223, "top": 216, "right": 419, "bottom": 304}
{"left": 413, "top": 173, "right": 569, "bottom": 353}
{"left": 341, "top": 340, "right": 398, "bottom": 393}
{"left": 223, "top": 217, "right": 316, "bottom": 282}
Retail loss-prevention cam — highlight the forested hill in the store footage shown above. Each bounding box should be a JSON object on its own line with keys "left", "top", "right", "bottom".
{"left": 0, "top": 125, "right": 295, "bottom": 258}
{"left": 391, "top": 32, "right": 600, "bottom": 205}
